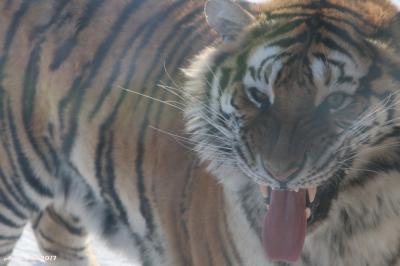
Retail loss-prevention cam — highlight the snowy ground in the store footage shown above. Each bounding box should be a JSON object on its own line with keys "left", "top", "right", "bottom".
{"left": 10, "top": 225, "right": 138, "bottom": 266}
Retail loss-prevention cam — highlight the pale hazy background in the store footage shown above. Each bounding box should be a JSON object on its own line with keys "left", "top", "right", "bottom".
{"left": 11, "top": 0, "right": 400, "bottom": 265}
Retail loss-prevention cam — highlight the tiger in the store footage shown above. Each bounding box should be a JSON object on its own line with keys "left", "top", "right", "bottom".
{"left": 1, "top": 0, "right": 400, "bottom": 265}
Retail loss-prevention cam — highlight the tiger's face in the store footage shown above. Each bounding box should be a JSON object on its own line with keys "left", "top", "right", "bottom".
{"left": 185, "top": 0, "right": 400, "bottom": 262}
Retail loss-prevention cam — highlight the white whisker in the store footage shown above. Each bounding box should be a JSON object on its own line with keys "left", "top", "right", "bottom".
{"left": 119, "top": 86, "right": 186, "bottom": 112}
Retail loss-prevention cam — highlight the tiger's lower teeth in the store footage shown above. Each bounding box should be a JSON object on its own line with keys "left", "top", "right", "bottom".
{"left": 259, "top": 185, "right": 317, "bottom": 207}
{"left": 262, "top": 187, "right": 313, "bottom": 220}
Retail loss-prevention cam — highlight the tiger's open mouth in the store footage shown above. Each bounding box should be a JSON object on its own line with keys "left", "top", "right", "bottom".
{"left": 258, "top": 183, "right": 339, "bottom": 262}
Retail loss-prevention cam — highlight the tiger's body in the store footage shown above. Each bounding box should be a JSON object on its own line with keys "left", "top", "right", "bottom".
{"left": 0, "top": 1, "right": 217, "bottom": 265}
{"left": 1, "top": 0, "right": 400, "bottom": 265}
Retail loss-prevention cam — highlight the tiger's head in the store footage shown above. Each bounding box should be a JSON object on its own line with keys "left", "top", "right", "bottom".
{"left": 184, "top": 0, "right": 400, "bottom": 262}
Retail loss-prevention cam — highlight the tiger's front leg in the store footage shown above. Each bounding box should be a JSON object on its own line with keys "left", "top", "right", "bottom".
{"left": 30, "top": 205, "right": 99, "bottom": 266}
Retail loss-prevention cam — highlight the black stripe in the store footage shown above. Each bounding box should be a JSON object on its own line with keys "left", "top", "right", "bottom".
{"left": 101, "top": 209, "right": 119, "bottom": 236}
{"left": 121, "top": 5, "right": 198, "bottom": 253}
{"left": 0, "top": 166, "right": 23, "bottom": 209}
{"left": 154, "top": 25, "right": 212, "bottom": 124}
{"left": 92, "top": 93, "right": 151, "bottom": 261}
{"left": 135, "top": 121, "right": 156, "bottom": 235}
{"left": 6, "top": 101, "right": 53, "bottom": 197}
{"left": 60, "top": 0, "right": 144, "bottom": 156}
{"left": 104, "top": 132, "right": 130, "bottom": 222}
{"left": 2, "top": 0, "right": 31, "bottom": 55}
{"left": 268, "top": 12, "right": 312, "bottom": 20}
{"left": 123, "top": 0, "right": 189, "bottom": 112}
{"left": 1, "top": 106, "right": 42, "bottom": 210}
{"left": 43, "top": 136, "right": 60, "bottom": 170}
{"left": 257, "top": 52, "right": 291, "bottom": 82}
{"left": 88, "top": 61, "right": 122, "bottom": 120}
{"left": 359, "top": 63, "right": 381, "bottom": 93}
{"left": 149, "top": 14, "right": 211, "bottom": 123}
{"left": 54, "top": 11, "right": 73, "bottom": 30}
{"left": 315, "top": 33, "right": 354, "bottom": 60}
{"left": 219, "top": 68, "right": 232, "bottom": 92}
{"left": 0, "top": 234, "right": 20, "bottom": 241}
{"left": 31, "top": 211, "right": 43, "bottom": 229}
{"left": 22, "top": 40, "right": 54, "bottom": 174}
{"left": 239, "top": 184, "right": 262, "bottom": 238}
{"left": 274, "top": 2, "right": 374, "bottom": 27}
{"left": 0, "top": 211, "right": 24, "bottom": 229}
{"left": 141, "top": 6, "right": 204, "bottom": 86}
{"left": 347, "top": 156, "right": 400, "bottom": 189}
{"left": 253, "top": 18, "right": 306, "bottom": 41}
{"left": 324, "top": 15, "right": 370, "bottom": 37}
{"left": 49, "top": 0, "right": 105, "bottom": 70}
{"left": 0, "top": 0, "right": 31, "bottom": 82}
{"left": 268, "top": 30, "right": 308, "bottom": 50}
{"left": 153, "top": 23, "right": 212, "bottom": 126}
{"left": 145, "top": 8, "right": 209, "bottom": 119}
{"left": 94, "top": 94, "right": 131, "bottom": 223}
{"left": 88, "top": 0, "right": 189, "bottom": 120}
{"left": 0, "top": 150, "right": 40, "bottom": 212}
{"left": 47, "top": 208, "right": 84, "bottom": 236}
{"left": 0, "top": 186, "right": 27, "bottom": 220}
{"left": 319, "top": 20, "right": 365, "bottom": 56}
{"left": 38, "top": 228, "right": 86, "bottom": 252}
{"left": 57, "top": 68, "right": 88, "bottom": 132}
{"left": 234, "top": 50, "right": 250, "bottom": 82}
{"left": 88, "top": 18, "right": 156, "bottom": 121}
{"left": 29, "top": 0, "right": 70, "bottom": 41}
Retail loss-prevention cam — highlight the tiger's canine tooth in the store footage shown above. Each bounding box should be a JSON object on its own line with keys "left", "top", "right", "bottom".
{"left": 260, "top": 185, "right": 269, "bottom": 198}
{"left": 308, "top": 187, "right": 317, "bottom": 203}
{"left": 306, "top": 208, "right": 311, "bottom": 219}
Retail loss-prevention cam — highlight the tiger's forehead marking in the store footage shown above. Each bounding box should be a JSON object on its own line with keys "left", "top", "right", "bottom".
{"left": 243, "top": 45, "right": 284, "bottom": 104}
{"left": 312, "top": 50, "right": 367, "bottom": 106}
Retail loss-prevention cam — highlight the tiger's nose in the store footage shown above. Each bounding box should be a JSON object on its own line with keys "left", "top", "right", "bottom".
{"left": 265, "top": 162, "right": 301, "bottom": 182}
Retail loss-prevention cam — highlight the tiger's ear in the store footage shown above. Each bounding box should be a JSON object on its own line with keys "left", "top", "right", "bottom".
{"left": 205, "top": 0, "right": 255, "bottom": 42}
{"left": 391, "top": 13, "right": 400, "bottom": 49}
{"left": 371, "top": 12, "right": 400, "bottom": 51}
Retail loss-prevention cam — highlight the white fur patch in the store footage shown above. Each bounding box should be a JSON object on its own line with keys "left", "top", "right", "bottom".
{"left": 313, "top": 51, "right": 367, "bottom": 106}
{"left": 243, "top": 46, "right": 283, "bottom": 104}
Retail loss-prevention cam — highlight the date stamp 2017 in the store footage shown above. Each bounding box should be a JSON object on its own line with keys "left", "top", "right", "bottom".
{"left": 2, "top": 255, "right": 57, "bottom": 263}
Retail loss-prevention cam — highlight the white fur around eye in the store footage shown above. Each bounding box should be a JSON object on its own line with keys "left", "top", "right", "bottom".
{"left": 221, "top": 92, "right": 235, "bottom": 114}
{"left": 313, "top": 50, "right": 367, "bottom": 106}
{"left": 243, "top": 45, "right": 282, "bottom": 104}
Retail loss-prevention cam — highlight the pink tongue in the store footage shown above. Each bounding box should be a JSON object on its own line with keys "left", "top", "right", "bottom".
{"left": 262, "top": 189, "right": 306, "bottom": 263}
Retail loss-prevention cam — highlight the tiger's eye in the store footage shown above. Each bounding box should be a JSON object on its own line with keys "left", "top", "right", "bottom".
{"left": 247, "top": 87, "right": 271, "bottom": 110}
{"left": 326, "top": 92, "right": 347, "bottom": 110}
